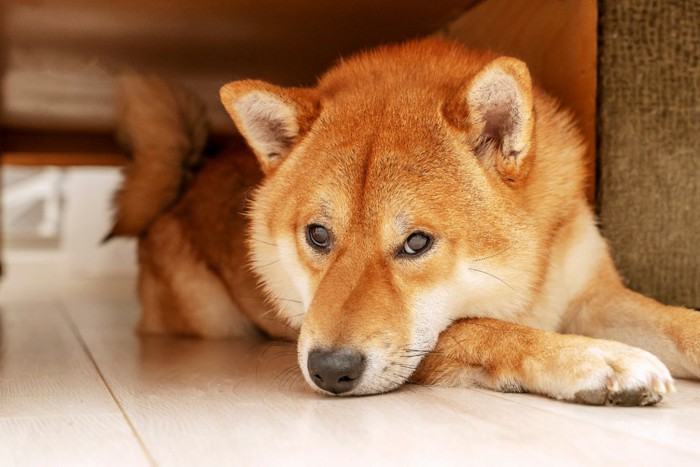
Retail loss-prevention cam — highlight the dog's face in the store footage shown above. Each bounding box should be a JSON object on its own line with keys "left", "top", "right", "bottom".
{"left": 221, "top": 41, "right": 544, "bottom": 395}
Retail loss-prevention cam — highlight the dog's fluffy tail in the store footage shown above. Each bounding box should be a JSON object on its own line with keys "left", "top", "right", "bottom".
{"left": 106, "top": 73, "right": 208, "bottom": 240}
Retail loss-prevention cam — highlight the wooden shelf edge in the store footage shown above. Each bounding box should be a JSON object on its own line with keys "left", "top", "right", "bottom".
{"left": 1, "top": 152, "right": 127, "bottom": 167}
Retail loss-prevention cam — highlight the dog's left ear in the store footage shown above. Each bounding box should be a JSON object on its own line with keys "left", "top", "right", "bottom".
{"left": 448, "top": 57, "right": 535, "bottom": 183}
{"left": 220, "top": 80, "right": 319, "bottom": 174}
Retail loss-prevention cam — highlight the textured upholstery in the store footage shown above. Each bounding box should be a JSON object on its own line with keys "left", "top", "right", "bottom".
{"left": 598, "top": 0, "right": 699, "bottom": 307}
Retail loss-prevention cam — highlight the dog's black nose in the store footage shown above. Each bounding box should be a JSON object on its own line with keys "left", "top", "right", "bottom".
{"left": 307, "top": 348, "right": 366, "bottom": 395}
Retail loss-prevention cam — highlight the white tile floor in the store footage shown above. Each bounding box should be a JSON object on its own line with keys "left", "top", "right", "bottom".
{"left": 2, "top": 263, "right": 700, "bottom": 466}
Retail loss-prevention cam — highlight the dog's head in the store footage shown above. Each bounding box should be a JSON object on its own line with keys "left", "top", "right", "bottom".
{"left": 220, "top": 39, "right": 546, "bottom": 395}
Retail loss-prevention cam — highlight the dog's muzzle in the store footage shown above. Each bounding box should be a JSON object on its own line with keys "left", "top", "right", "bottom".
{"left": 307, "top": 348, "right": 366, "bottom": 395}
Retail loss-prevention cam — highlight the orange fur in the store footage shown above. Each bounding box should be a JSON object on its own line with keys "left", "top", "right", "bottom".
{"left": 112, "top": 39, "right": 700, "bottom": 405}
{"left": 109, "top": 74, "right": 208, "bottom": 238}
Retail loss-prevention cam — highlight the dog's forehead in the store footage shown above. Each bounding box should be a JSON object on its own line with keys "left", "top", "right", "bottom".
{"left": 306, "top": 98, "right": 459, "bottom": 180}
{"left": 280, "top": 68, "right": 495, "bottom": 234}
{"left": 295, "top": 127, "right": 479, "bottom": 233}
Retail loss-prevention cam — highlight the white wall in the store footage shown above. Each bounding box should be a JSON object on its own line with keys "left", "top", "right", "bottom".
{"left": 61, "top": 167, "right": 137, "bottom": 277}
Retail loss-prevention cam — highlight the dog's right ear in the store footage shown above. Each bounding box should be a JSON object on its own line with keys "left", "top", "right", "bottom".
{"left": 444, "top": 57, "right": 535, "bottom": 185}
{"left": 220, "top": 81, "right": 319, "bottom": 173}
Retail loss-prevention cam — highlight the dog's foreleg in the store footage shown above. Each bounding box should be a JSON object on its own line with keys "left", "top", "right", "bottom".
{"left": 413, "top": 318, "right": 673, "bottom": 405}
{"left": 564, "top": 263, "right": 700, "bottom": 379}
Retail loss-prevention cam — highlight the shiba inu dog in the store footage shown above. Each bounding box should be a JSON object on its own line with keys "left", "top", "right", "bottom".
{"left": 109, "top": 39, "right": 700, "bottom": 405}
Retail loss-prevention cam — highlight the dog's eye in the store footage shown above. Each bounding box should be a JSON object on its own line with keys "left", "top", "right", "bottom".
{"left": 307, "top": 224, "right": 331, "bottom": 250}
{"left": 401, "top": 232, "right": 432, "bottom": 256}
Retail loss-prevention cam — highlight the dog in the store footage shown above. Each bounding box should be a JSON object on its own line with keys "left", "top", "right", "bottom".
{"left": 108, "top": 38, "right": 700, "bottom": 405}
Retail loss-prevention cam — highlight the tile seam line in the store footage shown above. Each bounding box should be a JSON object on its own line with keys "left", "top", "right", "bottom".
{"left": 56, "top": 300, "right": 159, "bottom": 467}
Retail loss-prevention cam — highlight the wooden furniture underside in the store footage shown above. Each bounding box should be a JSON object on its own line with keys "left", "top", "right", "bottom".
{"left": 1, "top": 0, "right": 596, "bottom": 171}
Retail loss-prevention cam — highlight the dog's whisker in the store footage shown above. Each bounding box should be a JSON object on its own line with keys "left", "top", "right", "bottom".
{"left": 280, "top": 366, "right": 302, "bottom": 390}
{"left": 257, "top": 346, "right": 280, "bottom": 366}
{"left": 263, "top": 352, "right": 297, "bottom": 361}
{"left": 402, "top": 347, "right": 433, "bottom": 352}
{"left": 471, "top": 246, "right": 511, "bottom": 263}
{"left": 256, "top": 259, "right": 281, "bottom": 269}
{"left": 261, "top": 340, "right": 295, "bottom": 348}
{"left": 400, "top": 352, "right": 428, "bottom": 357}
{"left": 250, "top": 237, "right": 278, "bottom": 246}
{"left": 262, "top": 317, "right": 298, "bottom": 333}
{"left": 265, "top": 352, "right": 298, "bottom": 363}
{"left": 260, "top": 347, "right": 297, "bottom": 358}
{"left": 257, "top": 307, "right": 301, "bottom": 326}
{"left": 400, "top": 348, "right": 441, "bottom": 357}
{"left": 273, "top": 364, "right": 299, "bottom": 387}
{"left": 468, "top": 267, "right": 513, "bottom": 289}
{"left": 287, "top": 372, "right": 304, "bottom": 391}
{"left": 270, "top": 368, "right": 291, "bottom": 386}
{"left": 400, "top": 355, "right": 427, "bottom": 360}
{"left": 269, "top": 297, "right": 303, "bottom": 304}
{"left": 239, "top": 295, "right": 304, "bottom": 305}
{"left": 256, "top": 343, "right": 280, "bottom": 381}
{"left": 445, "top": 331, "right": 470, "bottom": 355}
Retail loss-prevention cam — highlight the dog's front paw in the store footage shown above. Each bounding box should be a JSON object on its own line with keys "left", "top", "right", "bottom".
{"left": 527, "top": 340, "right": 675, "bottom": 406}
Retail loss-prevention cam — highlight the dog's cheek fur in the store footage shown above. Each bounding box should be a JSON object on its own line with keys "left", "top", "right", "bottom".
{"left": 247, "top": 188, "right": 315, "bottom": 330}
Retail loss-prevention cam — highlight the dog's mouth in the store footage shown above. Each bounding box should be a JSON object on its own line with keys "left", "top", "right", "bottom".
{"left": 298, "top": 346, "right": 426, "bottom": 396}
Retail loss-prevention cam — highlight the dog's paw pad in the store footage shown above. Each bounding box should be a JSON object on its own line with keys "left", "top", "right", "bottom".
{"left": 573, "top": 388, "right": 608, "bottom": 405}
{"left": 573, "top": 386, "right": 664, "bottom": 406}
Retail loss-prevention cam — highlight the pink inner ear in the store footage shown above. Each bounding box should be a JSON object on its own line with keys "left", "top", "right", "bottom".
{"left": 482, "top": 106, "right": 513, "bottom": 149}
{"left": 470, "top": 72, "right": 522, "bottom": 152}
{"left": 247, "top": 114, "right": 294, "bottom": 160}
{"left": 471, "top": 72, "right": 525, "bottom": 157}
{"left": 232, "top": 92, "right": 299, "bottom": 164}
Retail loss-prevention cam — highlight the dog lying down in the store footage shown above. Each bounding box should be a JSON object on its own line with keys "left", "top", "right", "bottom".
{"left": 108, "top": 38, "right": 700, "bottom": 405}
